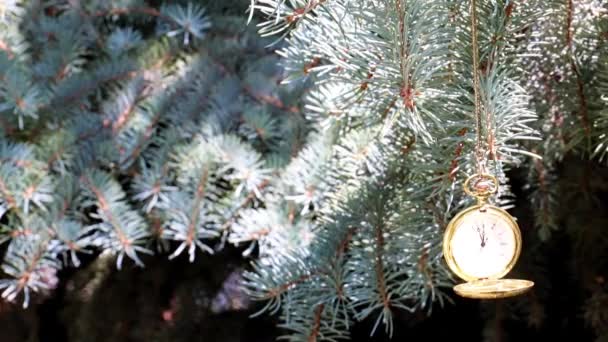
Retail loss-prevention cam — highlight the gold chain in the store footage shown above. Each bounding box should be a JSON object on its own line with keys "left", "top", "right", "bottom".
{"left": 470, "top": 0, "right": 485, "bottom": 174}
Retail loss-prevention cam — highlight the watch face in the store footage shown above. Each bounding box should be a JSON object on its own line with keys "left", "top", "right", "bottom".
{"left": 444, "top": 205, "right": 521, "bottom": 281}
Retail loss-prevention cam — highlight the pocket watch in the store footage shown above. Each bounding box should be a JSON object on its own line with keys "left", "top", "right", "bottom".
{"left": 443, "top": 174, "right": 534, "bottom": 299}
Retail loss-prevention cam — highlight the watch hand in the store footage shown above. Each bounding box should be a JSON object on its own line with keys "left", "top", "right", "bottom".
{"left": 475, "top": 224, "right": 487, "bottom": 247}
{"left": 482, "top": 223, "right": 496, "bottom": 247}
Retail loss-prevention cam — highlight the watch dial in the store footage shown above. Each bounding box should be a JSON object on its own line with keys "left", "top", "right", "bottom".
{"left": 450, "top": 208, "right": 517, "bottom": 279}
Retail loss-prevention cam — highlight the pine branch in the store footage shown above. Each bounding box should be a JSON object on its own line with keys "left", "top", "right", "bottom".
{"left": 220, "top": 179, "right": 270, "bottom": 231}
{"left": 0, "top": 231, "right": 59, "bottom": 308}
{"left": 52, "top": 66, "right": 138, "bottom": 109}
{"left": 372, "top": 219, "right": 391, "bottom": 315}
{"left": 263, "top": 273, "right": 316, "bottom": 300}
{"left": 80, "top": 172, "right": 151, "bottom": 269}
{"left": 198, "top": 45, "right": 300, "bottom": 113}
{"left": 571, "top": 60, "right": 591, "bottom": 137}
{"left": 243, "top": 84, "right": 300, "bottom": 113}
{"left": 10, "top": 237, "right": 52, "bottom": 299}
{"left": 395, "top": 0, "right": 414, "bottom": 110}
{"left": 253, "top": 0, "right": 329, "bottom": 37}
{"left": 0, "top": 0, "right": 310, "bottom": 310}
{"left": 566, "top": 0, "right": 575, "bottom": 47}
{"left": 186, "top": 168, "right": 209, "bottom": 248}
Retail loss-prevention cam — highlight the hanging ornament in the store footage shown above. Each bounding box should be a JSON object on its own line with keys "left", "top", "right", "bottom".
{"left": 443, "top": 174, "right": 534, "bottom": 299}
{"left": 442, "top": 0, "right": 533, "bottom": 299}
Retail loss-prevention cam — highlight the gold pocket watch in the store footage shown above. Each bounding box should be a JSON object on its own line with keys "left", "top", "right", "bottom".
{"left": 443, "top": 174, "right": 534, "bottom": 299}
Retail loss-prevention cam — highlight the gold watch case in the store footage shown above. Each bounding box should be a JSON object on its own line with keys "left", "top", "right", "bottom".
{"left": 443, "top": 204, "right": 534, "bottom": 299}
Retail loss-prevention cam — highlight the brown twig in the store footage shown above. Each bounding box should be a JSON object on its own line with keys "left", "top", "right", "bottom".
{"left": 81, "top": 176, "right": 130, "bottom": 247}
{"left": 395, "top": 0, "right": 415, "bottom": 110}
{"left": 374, "top": 219, "right": 391, "bottom": 311}
{"left": 417, "top": 245, "right": 433, "bottom": 288}
{"left": 263, "top": 273, "right": 316, "bottom": 299}
{"left": 533, "top": 157, "right": 552, "bottom": 227}
{"left": 303, "top": 57, "right": 321, "bottom": 74}
{"left": 571, "top": 61, "right": 591, "bottom": 136}
{"left": 380, "top": 97, "right": 398, "bottom": 120}
{"left": 566, "top": 0, "right": 574, "bottom": 47}
{"left": 243, "top": 85, "right": 300, "bottom": 113}
{"left": 286, "top": 0, "right": 327, "bottom": 24}
{"left": 307, "top": 304, "right": 325, "bottom": 342}
{"left": 448, "top": 128, "right": 468, "bottom": 181}
{"left": 185, "top": 168, "right": 209, "bottom": 246}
